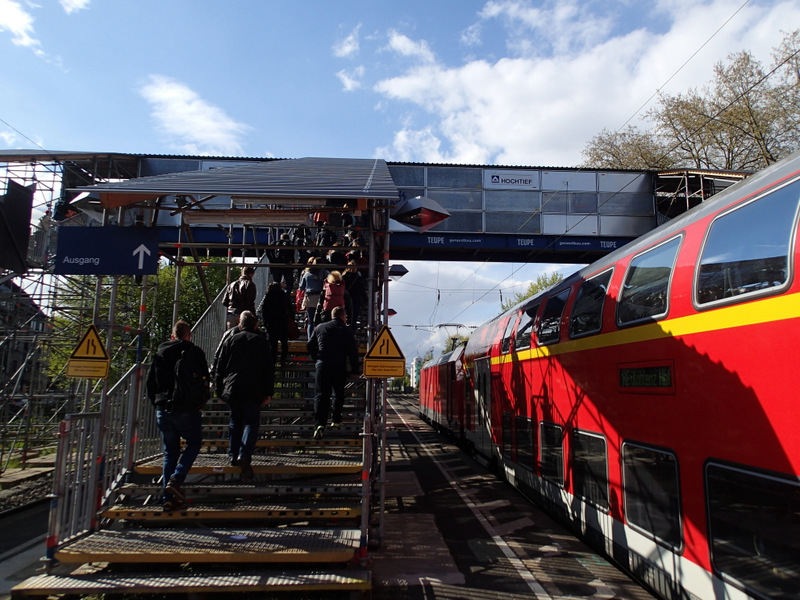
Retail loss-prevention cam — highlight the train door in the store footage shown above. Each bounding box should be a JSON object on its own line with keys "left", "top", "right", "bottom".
{"left": 468, "top": 357, "right": 494, "bottom": 459}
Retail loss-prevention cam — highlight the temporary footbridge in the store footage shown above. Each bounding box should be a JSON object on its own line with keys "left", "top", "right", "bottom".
{"left": 12, "top": 157, "right": 401, "bottom": 599}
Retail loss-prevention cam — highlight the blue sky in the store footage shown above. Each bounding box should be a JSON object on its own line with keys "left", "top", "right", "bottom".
{"left": 2, "top": 0, "right": 798, "bottom": 359}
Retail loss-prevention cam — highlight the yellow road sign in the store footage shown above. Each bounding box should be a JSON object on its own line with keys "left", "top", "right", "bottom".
{"left": 70, "top": 324, "right": 110, "bottom": 360}
{"left": 67, "top": 324, "right": 110, "bottom": 378}
{"left": 364, "top": 326, "right": 404, "bottom": 359}
{"left": 363, "top": 326, "right": 405, "bottom": 378}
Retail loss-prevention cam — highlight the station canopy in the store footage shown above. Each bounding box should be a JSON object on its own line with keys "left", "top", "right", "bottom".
{"left": 73, "top": 157, "right": 400, "bottom": 212}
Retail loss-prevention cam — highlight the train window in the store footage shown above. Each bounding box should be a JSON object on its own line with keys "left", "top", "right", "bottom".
{"left": 515, "top": 303, "right": 539, "bottom": 350}
{"left": 617, "top": 236, "right": 681, "bottom": 326}
{"left": 500, "top": 314, "right": 517, "bottom": 354}
{"left": 706, "top": 463, "right": 800, "bottom": 600}
{"left": 572, "top": 431, "right": 609, "bottom": 511}
{"left": 502, "top": 412, "right": 512, "bottom": 459}
{"left": 622, "top": 443, "right": 682, "bottom": 549}
{"left": 696, "top": 179, "right": 800, "bottom": 307}
{"left": 569, "top": 269, "right": 613, "bottom": 338}
{"left": 537, "top": 289, "right": 570, "bottom": 345}
{"left": 515, "top": 416, "right": 534, "bottom": 470}
{"left": 540, "top": 422, "right": 564, "bottom": 486}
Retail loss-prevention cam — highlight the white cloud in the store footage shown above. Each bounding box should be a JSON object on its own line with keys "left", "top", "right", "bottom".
{"left": 371, "top": 0, "right": 800, "bottom": 166}
{"left": 389, "top": 260, "right": 577, "bottom": 358}
{"left": 0, "top": 0, "right": 43, "bottom": 55}
{"left": 334, "top": 24, "right": 361, "bottom": 58}
{"left": 139, "top": 74, "right": 251, "bottom": 156}
{"left": 1, "top": 131, "right": 19, "bottom": 146}
{"left": 336, "top": 66, "right": 365, "bottom": 91}
{"left": 385, "top": 30, "right": 436, "bottom": 63}
{"left": 59, "top": 0, "right": 91, "bottom": 14}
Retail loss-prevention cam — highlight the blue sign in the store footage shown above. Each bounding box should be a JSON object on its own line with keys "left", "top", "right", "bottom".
{"left": 55, "top": 226, "right": 159, "bottom": 275}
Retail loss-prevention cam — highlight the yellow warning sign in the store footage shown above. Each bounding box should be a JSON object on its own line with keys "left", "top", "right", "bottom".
{"left": 67, "top": 324, "right": 110, "bottom": 378}
{"left": 364, "top": 326, "right": 405, "bottom": 359}
{"left": 363, "top": 326, "right": 405, "bottom": 378}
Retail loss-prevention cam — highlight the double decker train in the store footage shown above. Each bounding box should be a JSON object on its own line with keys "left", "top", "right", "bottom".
{"left": 419, "top": 150, "right": 800, "bottom": 600}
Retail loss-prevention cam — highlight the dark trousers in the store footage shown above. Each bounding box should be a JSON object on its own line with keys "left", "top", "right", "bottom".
{"left": 313, "top": 361, "right": 347, "bottom": 426}
{"left": 227, "top": 399, "right": 261, "bottom": 463}
{"left": 156, "top": 408, "right": 203, "bottom": 494}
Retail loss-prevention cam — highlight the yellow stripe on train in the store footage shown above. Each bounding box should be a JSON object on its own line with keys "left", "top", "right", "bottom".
{"left": 495, "top": 291, "right": 800, "bottom": 365}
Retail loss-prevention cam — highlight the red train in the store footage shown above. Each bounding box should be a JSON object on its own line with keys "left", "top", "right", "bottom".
{"left": 419, "top": 151, "right": 800, "bottom": 600}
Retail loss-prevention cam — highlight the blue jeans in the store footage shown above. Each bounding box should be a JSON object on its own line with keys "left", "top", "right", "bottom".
{"left": 156, "top": 408, "right": 203, "bottom": 491}
{"left": 313, "top": 361, "right": 347, "bottom": 427}
{"left": 228, "top": 400, "right": 262, "bottom": 463}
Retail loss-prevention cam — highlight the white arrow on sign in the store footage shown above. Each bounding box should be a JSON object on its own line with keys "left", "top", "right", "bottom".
{"left": 133, "top": 244, "right": 152, "bottom": 269}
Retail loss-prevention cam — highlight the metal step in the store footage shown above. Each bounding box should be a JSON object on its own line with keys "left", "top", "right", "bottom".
{"left": 118, "top": 480, "right": 362, "bottom": 495}
{"left": 102, "top": 501, "right": 362, "bottom": 521}
{"left": 134, "top": 452, "right": 363, "bottom": 476}
{"left": 54, "top": 527, "right": 362, "bottom": 564}
{"left": 12, "top": 568, "right": 370, "bottom": 597}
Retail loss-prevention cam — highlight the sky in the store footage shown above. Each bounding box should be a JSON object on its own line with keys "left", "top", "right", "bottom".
{"left": 2, "top": 0, "right": 798, "bottom": 361}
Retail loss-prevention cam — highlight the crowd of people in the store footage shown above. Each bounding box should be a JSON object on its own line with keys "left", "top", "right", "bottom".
{"left": 145, "top": 221, "right": 365, "bottom": 511}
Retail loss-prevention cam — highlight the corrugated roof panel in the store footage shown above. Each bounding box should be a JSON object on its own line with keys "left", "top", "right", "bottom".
{"left": 73, "top": 158, "right": 399, "bottom": 208}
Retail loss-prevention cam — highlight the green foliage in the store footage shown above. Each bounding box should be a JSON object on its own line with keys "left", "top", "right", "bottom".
{"left": 500, "top": 272, "right": 564, "bottom": 312}
{"left": 151, "top": 259, "right": 230, "bottom": 342}
{"left": 581, "top": 30, "right": 800, "bottom": 170}
{"left": 443, "top": 335, "right": 468, "bottom": 353}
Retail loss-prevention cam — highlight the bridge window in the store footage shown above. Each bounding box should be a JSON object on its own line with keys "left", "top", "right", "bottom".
{"left": 622, "top": 443, "right": 682, "bottom": 549}
{"left": 598, "top": 192, "right": 655, "bottom": 216}
{"left": 427, "top": 189, "right": 483, "bottom": 210}
{"left": 388, "top": 165, "right": 424, "bottom": 187}
{"left": 696, "top": 178, "right": 799, "bottom": 307}
{"left": 537, "top": 289, "right": 570, "bottom": 345}
{"left": 428, "top": 166, "right": 482, "bottom": 188}
{"left": 569, "top": 192, "right": 598, "bottom": 213}
{"left": 540, "top": 422, "right": 564, "bottom": 486}
{"left": 486, "top": 211, "right": 540, "bottom": 234}
{"left": 706, "top": 463, "right": 800, "bottom": 600}
{"left": 617, "top": 236, "right": 681, "bottom": 326}
{"left": 515, "top": 303, "right": 539, "bottom": 350}
{"left": 569, "top": 269, "right": 612, "bottom": 338}
{"left": 485, "top": 189, "right": 541, "bottom": 212}
{"left": 572, "top": 431, "right": 609, "bottom": 511}
{"left": 542, "top": 192, "right": 568, "bottom": 213}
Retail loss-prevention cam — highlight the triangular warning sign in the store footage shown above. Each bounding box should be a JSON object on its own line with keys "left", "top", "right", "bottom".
{"left": 365, "top": 326, "right": 405, "bottom": 360}
{"left": 70, "top": 324, "right": 109, "bottom": 360}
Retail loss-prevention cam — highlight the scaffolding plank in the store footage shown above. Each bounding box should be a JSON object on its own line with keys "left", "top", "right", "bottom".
{"left": 134, "top": 452, "right": 363, "bottom": 476}
{"left": 55, "top": 528, "right": 362, "bottom": 564}
{"left": 102, "top": 502, "right": 361, "bottom": 520}
{"left": 12, "top": 568, "right": 371, "bottom": 597}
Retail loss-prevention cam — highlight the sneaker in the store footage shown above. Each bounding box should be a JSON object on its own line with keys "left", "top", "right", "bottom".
{"left": 165, "top": 478, "right": 185, "bottom": 502}
{"left": 330, "top": 422, "right": 341, "bottom": 429}
{"left": 313, "top": 425, "right": 325, "bottom": 439}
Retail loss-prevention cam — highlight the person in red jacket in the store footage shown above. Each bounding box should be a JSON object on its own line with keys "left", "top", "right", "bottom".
{"left": 316, "top": 270, "right": 347, "bottom": 324}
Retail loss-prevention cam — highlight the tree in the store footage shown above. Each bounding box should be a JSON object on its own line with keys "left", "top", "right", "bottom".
{"left": 581, "top": 30, "right": 800, "bottom": 171}
{"left": 443, "top": 335, "right": 468, "bottom": 352}
{"left": 500, "top": 272, "right": 563, "bottom": 312}
{"left": 151, "top": 260, "right": 229, "bottom": 342}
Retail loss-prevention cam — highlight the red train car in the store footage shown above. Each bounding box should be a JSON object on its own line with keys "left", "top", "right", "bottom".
{"left": 420, "top": 150, "right": 800, "bottom": 600}
{"left": 419, "top": 345, "right": 465, "bottom": 433}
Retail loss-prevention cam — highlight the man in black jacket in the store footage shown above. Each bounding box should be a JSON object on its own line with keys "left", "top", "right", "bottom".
{"left": 215, "top": 311, "right": 273, "bottom": 480}
{"left": 146, "top": 319, "right": 209, "bottom": 510}
{"left": 307, "top": 306, "right": 360, "bottom": 439}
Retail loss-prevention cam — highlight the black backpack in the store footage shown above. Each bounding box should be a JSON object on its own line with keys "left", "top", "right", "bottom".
{"left": 172, "top": 347, "right": 210, "bottom": 411}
